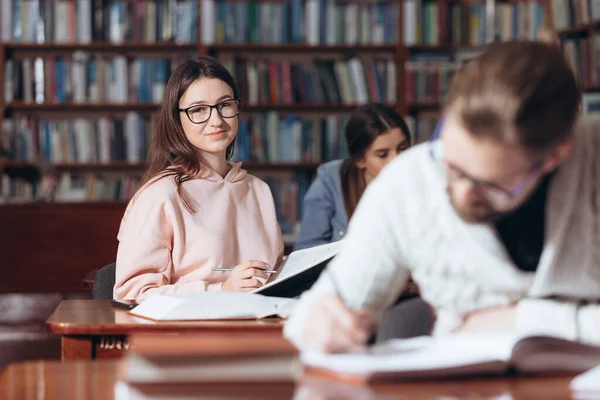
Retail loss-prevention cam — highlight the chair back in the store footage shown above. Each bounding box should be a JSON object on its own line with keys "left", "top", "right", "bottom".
{"left": 92, "top": 263, "right": 116, "bottom": 299}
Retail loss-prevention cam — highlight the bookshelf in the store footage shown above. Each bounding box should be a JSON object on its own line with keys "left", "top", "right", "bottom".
{"left": 547, "top": 0, "right": 600, "bottom": 103}
{"left": 0, "top": 0, "right": 552, "bottom": 288}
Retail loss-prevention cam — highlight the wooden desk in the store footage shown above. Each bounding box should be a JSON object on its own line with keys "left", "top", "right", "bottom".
{"left": 0, "top": 360, "right": 578, "bottom": 400}
{"left": 46, "top": 300, "right": 284, "bottom": 361}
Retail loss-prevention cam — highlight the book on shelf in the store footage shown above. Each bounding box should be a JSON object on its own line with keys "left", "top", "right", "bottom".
{"left": 495, "top": 2, "right": 545, "bottom": 42}
{"left": 550, "top": 0, "right": 600, "bottom": 32}
{"left": 2, "top": 0, "right": 198, "bottom": 44}
{"left": 405, "top": 53, "right": 458, "bottom": 106}
{"left": 220, "top": 56, "right": 396, "bottom": 106}
{"left": 562, "top": 37, "right": 590, "bottom": 87}
{"left": 405, "top": 115, "right": 441, "bottom": 145}
{"left": 404, "top": 1, "right": 490, "bottom": 46}
{"left": 302, "top": 332, "right": 600, "bottom": 383}
{"left": 4, "top": 56, "right": 187, "bottom": 105}
{"left": 448, "top": 3, "right": 489, "bottom": 45}
{"left": 230, "top": 113, "right": 349, "bottom": 164}
{"left": 204, "top": 0, "right": 399, "bottom": 46}
{"left": 3, "top": 113, "right": 348, "bottom": 166}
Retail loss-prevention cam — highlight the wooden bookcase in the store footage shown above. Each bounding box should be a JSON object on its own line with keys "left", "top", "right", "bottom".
{"left": 0, "top": 0, "right": 551, "bottom": 292}
{"left": 0, "top": 0, "right": 501, "bottom": 185}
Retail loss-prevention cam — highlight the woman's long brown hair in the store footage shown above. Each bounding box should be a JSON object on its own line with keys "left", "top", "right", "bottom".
{"left": 340, "top": 103, "right": 411, "bottom": 218}
{"left": 138, "top": 56, "right": 240, "bottom": 213}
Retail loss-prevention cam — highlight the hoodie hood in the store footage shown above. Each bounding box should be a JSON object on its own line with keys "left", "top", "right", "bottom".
{"left": 197, "top": 161, "right": 247, "bottom": 183}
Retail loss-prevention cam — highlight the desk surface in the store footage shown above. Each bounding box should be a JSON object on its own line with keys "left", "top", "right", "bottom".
{"left": 47, "top": 300, "right": 284, "bottom": 335}
{"left": 0, "top": 360, "right": 578, "bottom": 400}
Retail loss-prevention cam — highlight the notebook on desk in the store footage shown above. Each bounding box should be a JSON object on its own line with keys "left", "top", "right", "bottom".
{"left": 128, "top": 292, "right": 296, "bottom": 321}
{"left": 302, "top": 332, "right": 600, "bottom": 382}
{"left": 571, "top": 364, "right": 600, "bottom": 400}
{"left": 253, "top": 240, "right": 343, "bottom": 298}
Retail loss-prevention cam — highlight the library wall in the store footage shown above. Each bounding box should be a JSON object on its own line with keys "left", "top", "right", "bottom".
{"left": 0, "top": 0, "right": 558, "bottom": 294}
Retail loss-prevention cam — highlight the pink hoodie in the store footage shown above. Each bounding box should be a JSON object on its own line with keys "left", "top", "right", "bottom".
{"left": 114, "top": 162, "right": 284, "bottom": 300}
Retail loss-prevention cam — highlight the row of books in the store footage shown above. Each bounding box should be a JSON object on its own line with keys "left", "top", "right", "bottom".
{"left": 406, "top": 115, "right": 441, "bottom": 145}
{"left": 4, "top": 56, "right": 178, "bottom": 104}
{"left": 1, "top": 0, "right": 199, "bottom": 44}
{"left": 405, "top": 56, "right": 458, "bottom": 105}
{"left": 2, "top": 115, "right": 155, "bottom": 164}
{"left": 1, "top": 171, "right": 308, "bottom": 233}
{"left": 403, "top": 1, "right": 545, "bottom": 45}
{"left": 550, "top": 0, "right": 600, "bottom": 31}
{"left": 1, "top": 0, "right": 549, "bottom": 47}
{"left": 403, "top": 1, "right": 490, "bottom": 46}
{"left": 563, "top": 37, "right": 591, "bottom": 87}
{"left": 4, "top": 56, "right": 396, "bottom": 106}
{"left": 259, "top": 173, "right": 311, "bottom": 234}
{"left": 231, "top": 113, "right": 349, "bottom": 164}
{"left": 447, "top": 3, "right": 488, "bottom": 46}
{"left": 221, "top": 57, "right": 396, "bottom": 106}
{"left": 1, "top": 113, "right": 353, "bottom": 165}
{"left": 205, "top": 0, "right": 399, "bottom": 45}
{"left": 495, "top": 2, "right": 546, "bottom": 42}
{"left": 0, "top": 173, "right": 142, "bottom": 204}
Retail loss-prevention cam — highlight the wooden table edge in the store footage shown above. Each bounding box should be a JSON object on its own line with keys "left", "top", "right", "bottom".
{"left": 46, "top": 320, "right": 285, "bottom": 335}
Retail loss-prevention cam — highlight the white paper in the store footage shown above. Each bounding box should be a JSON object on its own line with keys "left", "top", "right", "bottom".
{"left": 301, "top": 332, "right": 517, "bottom": 376}
{"left": 129, "top": 292, "right": 295, "bottom": 321}
{"left": 253, "top": 241, "right": 343, "bottom": 293}
{"left": 571, "top": 364, "right": 600, "bottom": 394}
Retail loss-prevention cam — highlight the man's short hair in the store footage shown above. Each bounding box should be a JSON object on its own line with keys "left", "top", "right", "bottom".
{"left": 445, "top": 40, "right": 581, "bottom": 154}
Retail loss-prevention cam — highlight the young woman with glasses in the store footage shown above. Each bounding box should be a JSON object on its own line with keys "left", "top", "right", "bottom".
{"left": 113, "top": 56, "right": 283, "bottom": 301}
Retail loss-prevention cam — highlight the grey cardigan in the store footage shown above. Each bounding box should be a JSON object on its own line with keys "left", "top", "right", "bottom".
{"left": 294, "top": 160, "right": 349, "bottom": 251}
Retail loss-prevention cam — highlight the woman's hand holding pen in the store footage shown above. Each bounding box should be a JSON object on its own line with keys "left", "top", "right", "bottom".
{"left": 221, "top": 260, "right": 273, "bottom": 292}
{"left": 301, "top": 294, "right": 374, "bottom": 353}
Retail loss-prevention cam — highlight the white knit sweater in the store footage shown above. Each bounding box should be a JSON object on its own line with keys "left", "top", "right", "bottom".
{"left": 284, "top": 116, "right": 600, "bottom": 348}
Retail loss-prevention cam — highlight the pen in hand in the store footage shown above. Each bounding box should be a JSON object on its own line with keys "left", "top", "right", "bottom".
{"left": 325, "top": 267, "right": 373, "bottom": 352}
{"left": 325, "top": 267, "right": 347, "bottom": 305}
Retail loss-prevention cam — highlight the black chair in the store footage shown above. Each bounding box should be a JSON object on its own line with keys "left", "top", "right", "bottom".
{"left": 92, "top": 263, "right": 116, "bottom": 300}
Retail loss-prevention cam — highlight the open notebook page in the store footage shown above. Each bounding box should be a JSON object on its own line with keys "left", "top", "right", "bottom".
{"left": 301, "top": 332, "right": 517, "bottom": 376}
{"left": 129, "top": 292, "right": 296, "bottom": 321}
{"left": 253, "top": 241, "right": 344, "bottom": 294}
{"left": 571, "top": 364, "right": 600, "bottom": 399}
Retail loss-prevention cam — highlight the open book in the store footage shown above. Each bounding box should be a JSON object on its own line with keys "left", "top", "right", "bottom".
{"left": 128, "top": 292, "right": 296, "bottom": 321}
{"left": 571, "top": 364, "right": 600, "bottom": 400}
{"left": 252, "top": 240, "right": 343, "bottom": 298}
{"left": 302, "top": 332, "right": 600, "bottom": 382}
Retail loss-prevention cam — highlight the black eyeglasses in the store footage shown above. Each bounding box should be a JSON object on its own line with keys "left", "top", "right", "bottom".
{"left": 179, "top": 98, "right": 240, "bottom": 124}
{"left": 428, "top": 119, "right": 543, "bottom": 207}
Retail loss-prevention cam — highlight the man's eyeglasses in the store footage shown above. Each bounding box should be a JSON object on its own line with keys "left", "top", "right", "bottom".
{"left": 428, "top": 121, "right": 543, "bottom": 207}
{"left": 179, "top": 98, "right": 240, "bottom": 124}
